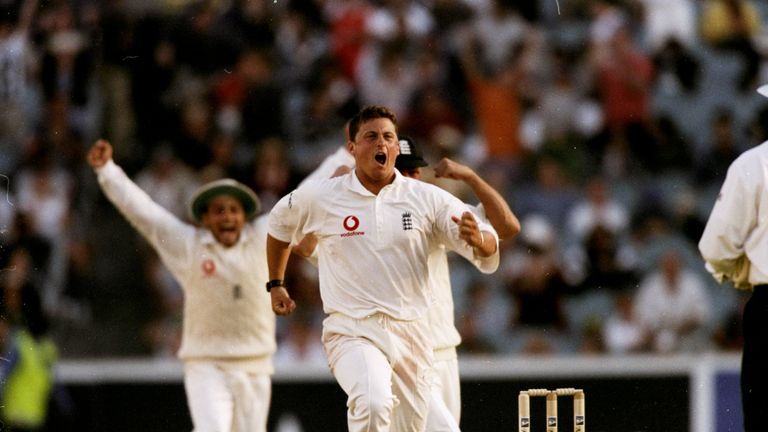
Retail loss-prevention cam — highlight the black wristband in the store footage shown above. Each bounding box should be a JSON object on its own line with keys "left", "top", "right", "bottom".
{"left": 266, "top": 279, "right": 285, "bottom": 292}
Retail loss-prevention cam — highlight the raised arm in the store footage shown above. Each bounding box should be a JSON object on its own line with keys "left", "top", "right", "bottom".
{"left": 86, "top": 139, "right": 192, "bottom": 261}
{"left": 434, "top": 158, "right": 520, "bottom": 240}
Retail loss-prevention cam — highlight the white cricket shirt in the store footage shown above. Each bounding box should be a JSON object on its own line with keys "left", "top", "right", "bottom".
{"left": 269, "top": 170, "right": 499, "bottom": 321}
{"left": 699, "top": 142, "right": 768, "bottom": 287}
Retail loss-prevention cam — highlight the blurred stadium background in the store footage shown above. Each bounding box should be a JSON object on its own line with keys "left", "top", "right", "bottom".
{"left": 2, "top": 0, "right": 768, "bottom": 430}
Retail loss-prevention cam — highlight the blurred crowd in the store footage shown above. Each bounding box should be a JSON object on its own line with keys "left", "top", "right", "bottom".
{"left": 2, "top": 0, "right": 768, "bottom": 364}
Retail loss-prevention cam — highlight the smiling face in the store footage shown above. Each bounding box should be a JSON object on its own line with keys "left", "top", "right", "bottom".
{"left": 201, "top": 195, "right": 247, "bottom": 247}
{"left": 348, "top": 117, "right": 400, "bottom": 194}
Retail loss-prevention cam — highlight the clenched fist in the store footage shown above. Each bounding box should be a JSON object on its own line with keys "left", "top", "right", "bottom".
{"left": 271, "top": 286, "right": 297, "bottom": 316}
{"left": 87, "top": 139, "right": 113, "bottom": 168}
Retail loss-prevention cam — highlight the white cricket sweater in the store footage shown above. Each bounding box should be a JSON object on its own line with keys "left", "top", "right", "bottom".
{"left": 96, "top": 161, "right": 276, "bottom": 370}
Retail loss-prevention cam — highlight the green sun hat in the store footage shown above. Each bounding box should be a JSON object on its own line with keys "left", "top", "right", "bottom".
{"left": 189, "top": 179, "right": 261, "bottom": 222}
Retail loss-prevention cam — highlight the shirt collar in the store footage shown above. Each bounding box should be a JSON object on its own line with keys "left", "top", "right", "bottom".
{"left": 347, "top": 169, "right": 406, "bottom": 196}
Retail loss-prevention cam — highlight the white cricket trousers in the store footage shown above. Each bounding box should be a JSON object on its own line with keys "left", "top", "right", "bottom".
{"left": 426, "top": 348, "right": 461, "bottom": 431}
{"left": 322, "top": 312, "right": 434, "bottom": 432}
{"left": 184, "top": 361, "right": 271, "bottom": 432}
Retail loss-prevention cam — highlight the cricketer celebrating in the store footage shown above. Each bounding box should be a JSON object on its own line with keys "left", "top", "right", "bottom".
{"left": 88, "top": 139, "right": 275, "bottom": 432}
{"left": 265, "top": 105, "right": 500, "bottom": 431}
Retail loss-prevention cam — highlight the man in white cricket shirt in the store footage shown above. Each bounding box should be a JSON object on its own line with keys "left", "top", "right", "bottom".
{"left": 266, "top": 106, "right": 500, "bottom": 432}
{"left": 87, "top": 140, "right": 275, "bottom": 432}
{"left": 699, "top": 84, "right": 768, "bottom": 432}
{"left": 294, "top": 135, "right": 519, "bottom": 431}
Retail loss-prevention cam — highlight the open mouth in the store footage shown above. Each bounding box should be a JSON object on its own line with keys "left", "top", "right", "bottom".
{"left": 375, "top": 152, "right": 387, "bottom": 165}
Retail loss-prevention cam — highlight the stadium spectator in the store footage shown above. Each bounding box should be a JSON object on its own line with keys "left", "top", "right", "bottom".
{"left": 456, "top": 28, "right": 524, "bottom": 161}
{"left": 591, "top": 24, "right": 656, "bottom": 175}
{"left": 357, "top": 40, "right": 420, "bottom": 119}
{"left": 633, "top": 0, "right": 701, "bottom": 94}
{"left": 575, "top": 225, "right": 640, "bottom": 294}
{"left": 324, "top": 0, "right": 371, "bottom": 82}
{"left": 512, "top": 155, "right": 579, "bottom": 231}
{"left": 468, "top": 0, "right": 528, "bottom": 75}
{"left": 0, "top": 249, "right": 59, "bottom": 432}
{"left": 646, "top": 114, "right": 695, "bottom": 174}
{"left": 14, "top": 140, "right": 75, "bottom": 317}
{"left": 633, "top": 0, "right": 697, "bottom": 52}
{"left": 634, "top": 249, "right": 713, "bottom": 353}
{"left": 565, "top": 175, "right": 630, "bottom": 245}
{"left": 503, "top": 215, "right": 570, "bottom": 342}
{"left": 38, "top": 3, "right": 96, "bottom": 139}
{"left": 365, "top": 0, "right": 434, "bottom": 45}
{"left": 97, "top": 0, "right": 137, "bottom": 163}
{"left": 695, "top": 108, "right": 745, "bottom": 188}
{"left": 603, "top": 289, "right": 649, "bottom": 354}
{"left": 699, "top": 0, "right": 763, "bottom": 92}
{"left": 0, "top": 0, "right": 38, "bottom": 174}
{"left": 456, "top": 278, "right": 509, "bottom": 355}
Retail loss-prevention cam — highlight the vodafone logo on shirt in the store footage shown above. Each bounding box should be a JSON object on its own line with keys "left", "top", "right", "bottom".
{"left": 343, "top": 215, "right": 359, "bottom": 231}
{"left": 341, "top": 215, "right": 365, "bottom": 237}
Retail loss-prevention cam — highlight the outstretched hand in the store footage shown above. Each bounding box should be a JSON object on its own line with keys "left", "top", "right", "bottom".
{"left": 87, "top": 139, "right": 113, "bottom": 168}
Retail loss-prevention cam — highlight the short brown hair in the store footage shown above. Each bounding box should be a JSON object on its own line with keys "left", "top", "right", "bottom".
{"left": 348, "top": 105, "right": 398, "bottom": 141}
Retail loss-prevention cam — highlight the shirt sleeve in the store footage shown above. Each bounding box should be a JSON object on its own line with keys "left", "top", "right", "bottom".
{"left": 268, "top": 184, "right": 315, "bottom": 243}
{"left": 95, "top": 160, "right": 194, "bottom": 262}
{"left": 698, "top": 157, "right": 758, "bottom": 287}
{"left": 433, "top": 191, "right": 500, "bottom": 274}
